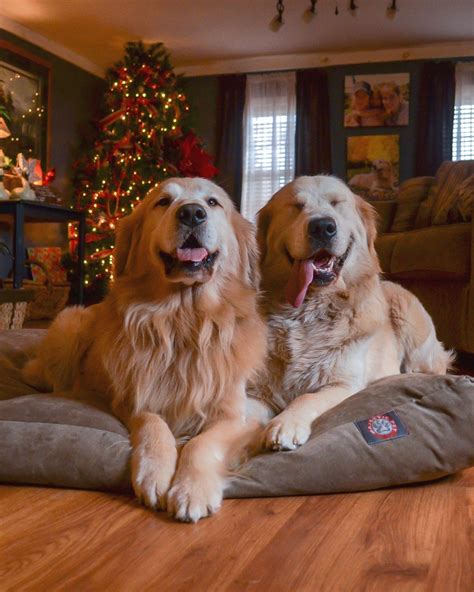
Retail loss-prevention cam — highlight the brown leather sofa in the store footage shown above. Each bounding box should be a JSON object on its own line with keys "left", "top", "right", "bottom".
{"left": 374, "top": 161, "right": 474, "bottom": 354}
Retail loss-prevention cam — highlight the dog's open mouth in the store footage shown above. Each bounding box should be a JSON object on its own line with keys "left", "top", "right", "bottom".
{"left": 311, "top": 250, "right": 337, "bottom": 282}
{"left": 284, "top": 239, "right": 353, "bottom": 308}
{"left": 160, "top": 234, "right": 218, "bottom": 277}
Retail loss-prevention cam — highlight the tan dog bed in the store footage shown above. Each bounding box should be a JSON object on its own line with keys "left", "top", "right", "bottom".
{"left": 0, "top": 330, "right": 473, "bottom": 497}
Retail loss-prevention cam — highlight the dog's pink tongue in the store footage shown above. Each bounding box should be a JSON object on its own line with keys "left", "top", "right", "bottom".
{"left": 176, "top": 248, "right": 208, "bottom": 262}
{"left": 284, "top": 259, "right": 314, "bottom": 308}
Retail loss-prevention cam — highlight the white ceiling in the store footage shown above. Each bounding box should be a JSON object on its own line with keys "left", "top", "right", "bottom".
{"left": 1, "top": 0, "right": 473, "bottom": 77}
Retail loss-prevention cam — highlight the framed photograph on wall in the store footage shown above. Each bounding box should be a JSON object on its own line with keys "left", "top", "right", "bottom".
{"left": 0, "top": 41, "right": 50, "bottom": 168}
{"left": 344, "top": 73, "right": 410, "bottom": 128}
{"left": 347, "top": 134, "right": 399, "bottom": 200}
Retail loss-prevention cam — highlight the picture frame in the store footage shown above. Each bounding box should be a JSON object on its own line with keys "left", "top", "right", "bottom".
{"left": 0, "top": 40, "right": 51, "bottom": 169}
{"left": 344, "top": 73, "right": 410, "bottom": 128}
{"left": 346, "top": 134, "right": 400, "bottom": 201}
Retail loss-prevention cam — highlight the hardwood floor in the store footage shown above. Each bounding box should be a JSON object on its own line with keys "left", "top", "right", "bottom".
{"left": 1, "top": 468, "right": 473, "bottom": 592}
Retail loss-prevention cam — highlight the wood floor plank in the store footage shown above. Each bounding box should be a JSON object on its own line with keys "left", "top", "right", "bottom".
{"left": 226, "top": 492, "right": 375, "bottom": 592}
{"left": 153, "top": 497, "right": 308, "bottom": 592}
{"left": 1, "top": 469, "right": 473, "bottom": 592}
{"left": 357, "top": 485, "right": 447, "bottom": 592}
{"left": 226, "top": 479, "right": 473, "bottom": 592}
{"left": 1, "top": 490, "right": 142, "bottom": 590}
{"left": 424, "top": 484, "right": 473, "bottom": 591}
{"left": 35, "top": 498, "right": 309, "bottom": 592}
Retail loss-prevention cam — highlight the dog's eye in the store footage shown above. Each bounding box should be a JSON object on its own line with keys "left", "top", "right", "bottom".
{"left": 331, "top": 200, "right": 343, "bottom": 207}
{"left": 155, "top": 196, "right": 172, "bottom": 207}
{"left": 294, "top": 202, "right": 304, "bottom": 211}
{"left": 207, "top": 197, "right": 220, "bottom": 207}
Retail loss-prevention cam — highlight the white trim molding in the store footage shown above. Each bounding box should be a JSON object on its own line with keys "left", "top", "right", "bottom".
{"left": 0, "top": 16, "right": 105, "bottom": 78}
{"left": 1, "top": 15, "right": 472, "bottom": 79}
{"left": 176, "top": 42, "right": 474, "bottom": 77}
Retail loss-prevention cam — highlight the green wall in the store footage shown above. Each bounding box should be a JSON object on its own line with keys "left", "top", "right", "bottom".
{"left": 0, "top": 28, "right": 105, "bottom": 201}
{"left": 182, "top": 56, "right": 472, "bottom": 187}
{"left": 327, "top": 59, "right": 420, "bottom": 182}
{"left": 0, "top": 29, "right": 105, "bottom": 277}
{"left": 181, "top": 75, "right": 219, "bottom": 156}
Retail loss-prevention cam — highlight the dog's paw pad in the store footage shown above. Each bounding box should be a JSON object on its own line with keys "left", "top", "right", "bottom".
{"left": 264, "top": 416, "right": 311, "bottom": 451}
{"left": 167, "top": 476, "right": 222, "bottom": 523}
{"left": 132, "top": 455, "right": 175, "bottom": 511}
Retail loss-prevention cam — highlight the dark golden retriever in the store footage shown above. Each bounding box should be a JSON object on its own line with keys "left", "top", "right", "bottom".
{"left": 24, "top": 177, "right": 267, "bottom": 522}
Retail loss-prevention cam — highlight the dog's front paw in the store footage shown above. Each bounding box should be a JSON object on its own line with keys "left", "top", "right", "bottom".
{"left": 264, "top": 412, "right": 311, "bottom": 451}
{"left": 132, "top": 450, "right": 177, "bottom": 510}
{"left": 167, "top": 472, "right": 223, "bottom": 523}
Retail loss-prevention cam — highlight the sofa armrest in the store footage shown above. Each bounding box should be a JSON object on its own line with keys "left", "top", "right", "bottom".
{"left": 400, "top": 175, "right": 436, "bottom": 191}
{"left": 390, "top": 177, "right": 435, "bottom": 233}
{"left": 369, "top": 200, "right": 397, "bottom": 234}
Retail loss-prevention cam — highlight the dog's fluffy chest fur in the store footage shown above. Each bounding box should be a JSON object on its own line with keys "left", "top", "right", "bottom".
{"left": 250, "top": 288, "right": 385, "bottom": 412}
{"left": 100, "top": 289, "right": 266, "bottom": 438}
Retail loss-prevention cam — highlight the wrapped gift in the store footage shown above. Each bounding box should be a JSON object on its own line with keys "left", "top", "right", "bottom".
{"left": 27, "top": 247, "right": 68, "bottom": 284}
{"left": 5, "top": 251, "right": 70, "bottom": 320}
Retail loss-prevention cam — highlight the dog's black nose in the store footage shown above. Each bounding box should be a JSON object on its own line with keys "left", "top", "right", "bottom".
{"left": 177, "top": 204, "right": 207, "bottom": 228}
{"left": 308, "top": 217, "right": 337, "bottom": 240}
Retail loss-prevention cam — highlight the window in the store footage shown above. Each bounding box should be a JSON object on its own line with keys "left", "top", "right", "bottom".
{"left": 241, "top": 72, "right": 296, "bottom": 220}
{"left": 453, "top": 62, "right": 474, "bottom": 161}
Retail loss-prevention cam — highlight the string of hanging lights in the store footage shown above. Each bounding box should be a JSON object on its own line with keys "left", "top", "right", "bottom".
{"left": 270, "top": 0, "right": 399, "bottom": 30}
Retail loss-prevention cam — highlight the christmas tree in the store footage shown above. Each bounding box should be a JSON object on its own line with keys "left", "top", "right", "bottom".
{"left": 68, "top": 41, "right": 217, "bottom": 300}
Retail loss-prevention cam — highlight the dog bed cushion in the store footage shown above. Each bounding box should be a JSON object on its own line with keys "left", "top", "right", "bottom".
{"left": 0, "top": 330, "right": 473, "bottom": 497}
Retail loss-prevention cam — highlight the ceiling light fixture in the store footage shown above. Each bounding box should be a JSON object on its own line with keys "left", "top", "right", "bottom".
{"left": 302, "top": 0, "right": 317, "bottom": 22}
{"left": 271, "top": 0, "right": 400, "bottom": 31}
{"left": 386, "top": 0, "right": 398, "bottom": 20}
{"left": 269, "top": 0, "right": 285, "bottom": 31}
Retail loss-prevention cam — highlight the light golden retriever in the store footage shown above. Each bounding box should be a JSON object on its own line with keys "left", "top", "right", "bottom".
{"left": 247, "top": 176, "right": 452, "bottom": 450}
{"left": 23, "top": 177, "right": 267, "bottom": 522}
{"left": 349, "top": 159, "right": 396, "bottom": 192}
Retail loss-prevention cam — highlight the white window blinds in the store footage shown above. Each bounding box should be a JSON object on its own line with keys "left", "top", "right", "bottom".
{"left": 241, "top": 72, "right": 296, "bottom": 221}
{"left": 453, "top": 62, "right": 474, "bottom": 161}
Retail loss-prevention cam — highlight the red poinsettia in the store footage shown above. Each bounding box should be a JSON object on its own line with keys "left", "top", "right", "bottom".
{"left": 177, "top": 132, "right": 218, "bottom": 179}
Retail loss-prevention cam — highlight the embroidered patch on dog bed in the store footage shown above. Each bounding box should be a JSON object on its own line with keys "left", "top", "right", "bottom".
{"left": 355, "top": 410, "right": 409, "bottom": 445}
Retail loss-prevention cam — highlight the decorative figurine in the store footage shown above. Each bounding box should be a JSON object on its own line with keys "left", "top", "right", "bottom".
{"left": 0, "top": 169, "right": 10, "bottom": 200}
{"left": 10, "top": 174, "right": 36, "bottom": 201}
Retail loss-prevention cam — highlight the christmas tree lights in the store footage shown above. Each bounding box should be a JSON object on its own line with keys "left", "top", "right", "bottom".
{"left": 68, "top": 41, "right": 217, "bottom": 300}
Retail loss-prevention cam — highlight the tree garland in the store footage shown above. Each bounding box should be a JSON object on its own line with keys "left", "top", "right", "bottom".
{"left": 68, "top": 41, "right": 217, "bottom": 301}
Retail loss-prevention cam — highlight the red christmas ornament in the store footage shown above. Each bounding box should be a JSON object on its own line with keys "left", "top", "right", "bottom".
{"left": 70, "top": 42, "right": 219, "bottom": 293}
{"left": 43, "top": 168, "right": 56, "bottom": 185}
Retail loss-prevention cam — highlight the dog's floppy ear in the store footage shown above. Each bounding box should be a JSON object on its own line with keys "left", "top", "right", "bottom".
{"left": 354, "top": 193, "right": 378, "bottom": 255}
{"left": 232, "top": 211, "right": 260, "bottom": 291}
{"left": 256, "top": 202, "right": 272, "bottom": 266}
{"left": 113, "top": 207, "right": 144, "bottom": 277}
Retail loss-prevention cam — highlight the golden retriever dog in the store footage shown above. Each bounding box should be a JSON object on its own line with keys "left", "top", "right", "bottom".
{"left": 24, "top": 177, "right": 267, "bottom": 522}
{"left": 349, "top": 159, "right": 396, "bottom": 192}
{"left": 247, "top": 176, "right": 452, "bottom": 451}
